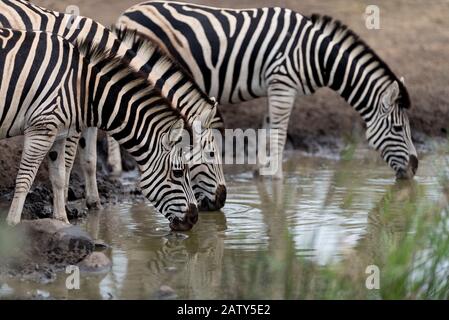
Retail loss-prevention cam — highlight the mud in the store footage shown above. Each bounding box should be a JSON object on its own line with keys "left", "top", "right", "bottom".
{"left": 0, "top": 134, "right": 142, "bottom": 222}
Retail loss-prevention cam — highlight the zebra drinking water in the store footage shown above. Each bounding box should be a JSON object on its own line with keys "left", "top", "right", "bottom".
{"left": 118, "top": 1, "right": 418, "bottom": 179}
{"left": 0, "top": 0, "right": 226, "bottom": 214}
{"left": 0, "top": 27, "right": 199, "bottom": 231}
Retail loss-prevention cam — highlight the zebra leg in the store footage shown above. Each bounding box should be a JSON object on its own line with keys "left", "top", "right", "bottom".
{"left": 107, "top": 135, "right": 122, "bottom": 177}
{"left": 64, "top": 133, "right": 81, "bottom": 201}
{"left": 47, "top": 138, "right": 69, "bottom": 223}
{"left": 261, "top": 85, "right": 297, "bottom": 180}
{"left": 79, "top": 128, "right": 102, "bottom": 210}
{"left": 6, "top": 130, "right": 56, "bottom": 225}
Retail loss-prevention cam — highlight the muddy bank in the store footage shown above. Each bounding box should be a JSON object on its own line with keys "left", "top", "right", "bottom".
{"left": 0, "top": 134, "right": 143, "bottom": 222}
{"left": 0, "top": 219, "right": 111, "bottom": 286}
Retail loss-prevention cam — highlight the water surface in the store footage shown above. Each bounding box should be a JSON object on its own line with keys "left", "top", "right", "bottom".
{"left": 1, "top": 146, "right": 447, "bottom": 299}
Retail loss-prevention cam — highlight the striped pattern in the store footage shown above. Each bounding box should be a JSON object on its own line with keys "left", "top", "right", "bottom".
{"left": 112, "top": 27, "right": 227, "bottom": 210}
{"left": 119, "top": 1, "right": 418, "bottom": 178}
{"left": 0, "top": 0, "right": 226, "bottom": 212}
{"left": 1, "top": 27, "right": 199, "bottom": 230}
{"left": 0, "top": 28, "right": 82, "bottom": 225}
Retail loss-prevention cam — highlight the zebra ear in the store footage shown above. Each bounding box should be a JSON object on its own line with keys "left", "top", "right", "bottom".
{"left": 384, "top": 81, "right": 400, "bottom": 106}
{"left": 200, "top": 106, "right": 217, "bottom": 128}
{"left": 167, "top": 119, "right": 185, "bottom": 146}
{"left": 210, "top": 97, "right": 218, "bottom": 107}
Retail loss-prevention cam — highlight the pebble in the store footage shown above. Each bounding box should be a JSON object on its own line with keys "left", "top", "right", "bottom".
{"left": 77, "top": 252, "right": 112, "bottom": 273}
{"left": 156, "top": 285, "right": 177, "bottom": 300}
{"left": 93, "top": 239, "right": 109, "bottom": 251}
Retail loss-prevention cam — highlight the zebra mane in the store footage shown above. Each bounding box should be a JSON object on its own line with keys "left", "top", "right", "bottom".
{"left": 110, "top": 25, "right": 216, "bottom": 106}
{"left": 310, "top": 14, "right": 411, "bottom": 109}
{"left": 75, "top": 36, "right": 192, "bottom": 134}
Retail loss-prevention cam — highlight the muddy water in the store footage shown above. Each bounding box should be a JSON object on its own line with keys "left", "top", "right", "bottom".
{"left": 0, "top": 146, "right": 447, "bottom": 299}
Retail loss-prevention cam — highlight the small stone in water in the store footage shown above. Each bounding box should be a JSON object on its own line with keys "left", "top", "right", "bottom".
{"left": 165, "top": 266, "right": 177, "bottom": 272}
{"left": 157, "top": 285, "right": 177, "bottom": 300}
{"left": 165, "top": 232, "right": 189, "bottom": 241}
{"left": 78, "top": 252, "right": 111, "bottom": 273}
{"left": 35, "top": 289, "right": 50, "bottom": 299}
{"left": 94, "top": 239, "right": 109, "bottom": 251}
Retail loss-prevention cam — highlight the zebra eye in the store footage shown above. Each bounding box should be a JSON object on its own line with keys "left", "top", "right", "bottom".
{"left": 393, "top": 125, "right": 403, "bottom": 133}
{"left": 173, "top": 169, "right": 183, "bottom": 178}
{"left": 209, "top": 151, "right": 215, "bottom": 158}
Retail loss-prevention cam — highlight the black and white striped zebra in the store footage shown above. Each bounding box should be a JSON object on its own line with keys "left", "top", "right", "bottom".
{"left": 0, "top": 0, "right": 226, "bottom": 213}
{"left": 118, "top": 1, "right": 419, "bottom": 179}
{"left": 0, "top": 27, "right": 199, "bottom": 230}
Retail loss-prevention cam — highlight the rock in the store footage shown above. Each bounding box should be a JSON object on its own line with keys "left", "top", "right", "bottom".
{"left": 156, "top": 285, "right": 177, "bottom": 300}
{"left": 32, "top": 289, "right": 51, "bottom": 300}
{"left": 77, "top": 252, "right": 111, "bottom": 273}
{"left": 93, "top": 239, "right": 109, "bottom": 251}
{"left": 15, "top": 219, "right": 94, "bottom": 266}
{"left": 66, "top": 204, "right": 88, "bottom": 220}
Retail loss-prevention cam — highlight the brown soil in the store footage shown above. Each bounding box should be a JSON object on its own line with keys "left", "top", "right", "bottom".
{"left": 0, "top": 0, "right": 448, "bottom": 217}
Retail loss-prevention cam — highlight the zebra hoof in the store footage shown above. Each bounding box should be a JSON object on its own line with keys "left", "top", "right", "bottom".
{"left": 86, "top": 200, "right": 103, "bottom": 210}
{"left": 54, "top": 216, "right": 70, "bottom": 225}
{"left": 252, "top": 169, "right": 262, "bottom": 179}
{"left": 272, "top": 172, "right": 284, "bottom": 180}
{"left": 6, "top": 216, "right": 21, "bottom": 227}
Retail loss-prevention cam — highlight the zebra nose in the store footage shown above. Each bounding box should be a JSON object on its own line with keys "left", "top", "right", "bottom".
{"left": 169, "top": 204, "right": 198, "bottom": 231}
{"left": 215, "top": 184, "right": 227, "bottom": 209}
{"left": 409, "top": 155, "right": 418, "bottom": 175}
{"left": 198, "top": 185, "right": 227, "bottom": 211}
{"left": 396, "top": 155, "right": 419, "bottom": 180}
{"left": 186, "top": 203, "right": 199, "bottom": 225}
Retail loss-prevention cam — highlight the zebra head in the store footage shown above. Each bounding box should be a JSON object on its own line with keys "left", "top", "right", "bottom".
{"left": 141, "top": 118, "right": 198, "bottom": 231}
{"left": 366, "top": 80, "right": 418, "bottom": 179}
{"left": 190, "top": 103, "right": 227, "bottom": 211}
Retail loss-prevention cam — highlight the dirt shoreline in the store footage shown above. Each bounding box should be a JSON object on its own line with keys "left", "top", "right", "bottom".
{"left": 0, "top": 0, "right": 448, "bottom": 219}
{"left": 0, "top": 136, "right": 143, "bottom": 221}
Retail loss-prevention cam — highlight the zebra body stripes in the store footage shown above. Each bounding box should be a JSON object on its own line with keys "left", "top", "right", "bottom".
{"left": 119, "top": 1, "right": 418, "bottom": 179}
{"left": 0, "top": 0, "right": 226, "bottom": 215}
{"left": 0, "top": 27, "right": 199, "bottom": 230}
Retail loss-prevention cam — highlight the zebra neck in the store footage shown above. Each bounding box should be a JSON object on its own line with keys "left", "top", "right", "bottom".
{"left": 84, "top": 58, "right": 186, "bottom": 159}
{"left": 87, "top": 77, "right": 165, "bottom": 162}
{"left": 139, "top": 53, "right": 213, "bottom": 123}
{"left": 323, "top": 38, "right": 394, "bottom": 123}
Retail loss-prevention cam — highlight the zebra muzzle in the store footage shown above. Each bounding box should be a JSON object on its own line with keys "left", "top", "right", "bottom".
{"left": 396, "top": 155, "right": 419, "bottom": 180}
{"left": 169, "top": 204, "right": 199, "bottom": 231}
{"left": 198, "top": 184, "right": 227, "bottom": 211}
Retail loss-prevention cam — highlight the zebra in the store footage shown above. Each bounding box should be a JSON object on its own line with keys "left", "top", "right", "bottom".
{"left": 0, "top": 0, "right": 226, "bottom": 213}
{"left": 0, "top": 27, "right": 201, "bottom": 231}
{"left": 118, "top": 1, "right": 419, "bottom": 179}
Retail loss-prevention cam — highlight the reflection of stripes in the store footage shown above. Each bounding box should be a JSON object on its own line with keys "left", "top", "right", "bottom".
{"left": 119, "top": 1, "right": 417, "bottom": 175}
